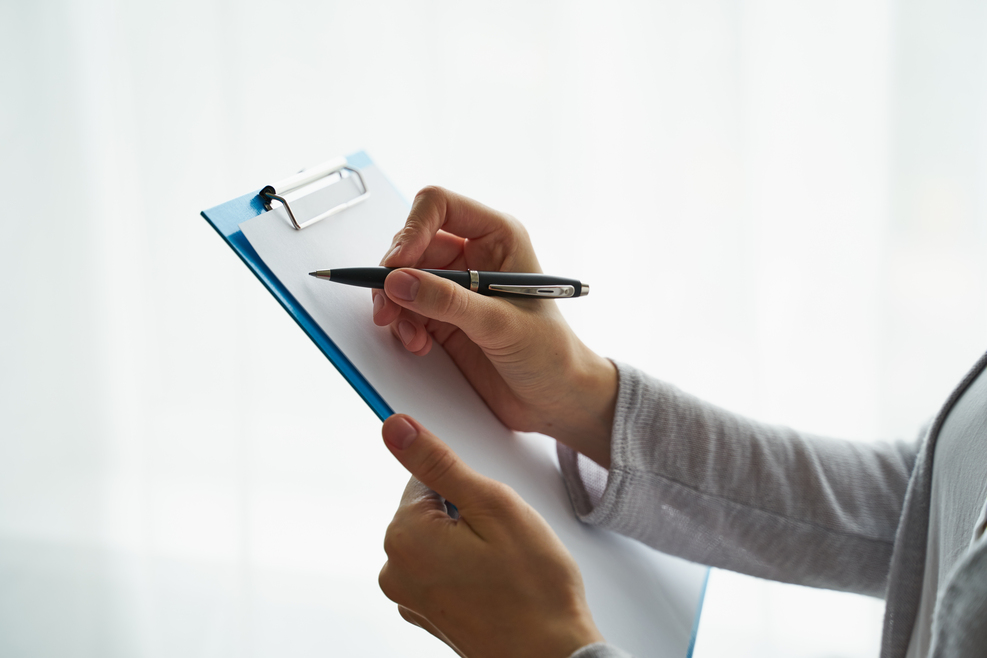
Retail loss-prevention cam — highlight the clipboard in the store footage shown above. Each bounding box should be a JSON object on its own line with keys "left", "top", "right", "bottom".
{"left": 201, "top": 151, "right": 391, "bottom": 420}
{"left": 200, "top": 152, "right": 708, "bottom": 658}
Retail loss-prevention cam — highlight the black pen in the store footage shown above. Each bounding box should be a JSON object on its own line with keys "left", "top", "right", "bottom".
{"left": 308, "top": 267, "right": 589, "bottom": 298}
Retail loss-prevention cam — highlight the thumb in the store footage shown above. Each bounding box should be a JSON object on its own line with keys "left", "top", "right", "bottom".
{"left": 382, "top": 414, "right": 491, "bottom": 510}
{"left": 383, "top": 269, "right": 512, "bottom": 345}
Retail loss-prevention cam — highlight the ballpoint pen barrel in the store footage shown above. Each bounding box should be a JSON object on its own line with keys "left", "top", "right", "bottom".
{"left": 319, "top": 268, "right": 472, "bottom": 290}
{"left": 313, "top": 267, "right": 586, "bottom": 298}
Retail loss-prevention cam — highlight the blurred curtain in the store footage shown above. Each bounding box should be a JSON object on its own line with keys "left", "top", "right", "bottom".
{"left": 1, "top": 1, "right": 985, "bottom": 657}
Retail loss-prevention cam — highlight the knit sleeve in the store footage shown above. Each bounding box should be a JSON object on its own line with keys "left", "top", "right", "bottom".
{"left": 558, "top": 361, "right": 918, "bottom": 597}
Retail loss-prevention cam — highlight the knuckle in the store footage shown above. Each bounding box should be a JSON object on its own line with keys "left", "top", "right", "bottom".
{"left": 498, "top": 213, "right": 526, "bottom": 243}
{"left": 504, "top": 213, "right": 525, "bottom": 235}
{"left": 378, "top": 563, "right": 402, "bottom": 603}
{"left": 382, "top": 517, "right": 411, "bottom": 561}
{"left": 414, "top": 185, "right": 445, "bottom": 203}
{"left": 513, "top": 220, "right": 531, "bottom": 246}
{"left": 407, "top": 187, "right": 445, "bottom": 230}
{"left": 382, "top": 525, "right": 398, "bottom": 558}
{"left": 395, "top": 224, "right": 420, "bottom": 246}
{"left": 487, "top": 481, "right": 521, "bottom": 510}
{"left": 491, "top": 215, "right": 534, "bottom": 268}
{"left": 416, "top": 446, "right": 458, "bottom": 489}
{"left": 389, "top": 187, "right": 448, "bottom": 257}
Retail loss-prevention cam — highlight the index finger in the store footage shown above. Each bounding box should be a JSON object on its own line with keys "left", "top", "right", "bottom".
{"left": 384, "top": 186, "right": 521, "bottom": 268}
{"left": 379, "top": 230, "right": 464, "bottom": 269}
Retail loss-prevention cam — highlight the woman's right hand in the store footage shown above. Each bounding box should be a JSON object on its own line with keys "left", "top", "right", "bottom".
{"left": 372, "top": 186, "right": 617, "bottom": 467}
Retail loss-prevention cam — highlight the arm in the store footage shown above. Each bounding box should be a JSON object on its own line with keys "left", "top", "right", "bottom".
{"left": 376, "top": 187, "right": 917, "bottom": 596}
{"left": 372, "top": 186, "right": 914, "bottom": 655}
{"left": 559, "top": 362, "right": 919, "bottom": 597}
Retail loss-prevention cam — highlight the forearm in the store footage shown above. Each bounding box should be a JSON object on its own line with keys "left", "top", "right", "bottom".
{"left": 559, "top": 362, "right": 919, "bottom": 597}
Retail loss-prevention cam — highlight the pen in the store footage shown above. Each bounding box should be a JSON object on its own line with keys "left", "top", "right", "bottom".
{"left": 308, "top": 267, "right": 589, "bottom": 298}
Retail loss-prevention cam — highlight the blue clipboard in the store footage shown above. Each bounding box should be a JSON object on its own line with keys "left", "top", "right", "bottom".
{"left": 201, "top": 151, "right": 708, "bottom": 657}
{"left": 200, "top": 151, "right": 393, "bottom": 421}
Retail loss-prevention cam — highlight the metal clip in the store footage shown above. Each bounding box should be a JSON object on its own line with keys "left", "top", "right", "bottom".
{"left": 260, "top": 157, "right": 370, "bottom": 230}
{"left": 487, "top": 284, "right": 577, "bottom": 298}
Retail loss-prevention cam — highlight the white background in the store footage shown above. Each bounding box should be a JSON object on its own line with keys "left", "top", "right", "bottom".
{"left": 2, "top": 1, "right": 986, "bottom": 657}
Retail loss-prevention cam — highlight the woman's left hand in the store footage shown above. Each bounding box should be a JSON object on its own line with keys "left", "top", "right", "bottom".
{"left": 378, "top": 414, "right": 604, "bottom": 658}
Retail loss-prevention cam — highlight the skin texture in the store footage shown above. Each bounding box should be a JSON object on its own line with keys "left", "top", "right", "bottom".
{"left": 374, "top": 187, "right": 620, "bottom": 655}
{"left": 379, "top": 415, "right": 605, "bottom": 658}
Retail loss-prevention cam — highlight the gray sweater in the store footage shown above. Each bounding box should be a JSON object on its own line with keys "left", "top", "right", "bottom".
{"left": 559, "top": 352, "right": 987, "bottom": 658}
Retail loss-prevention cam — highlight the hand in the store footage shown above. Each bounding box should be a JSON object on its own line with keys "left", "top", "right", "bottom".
{"left": 378, "top": 414, "right": 604, "bottom": 658}
{"left": 373, "top": 186, "right": 617, "bottom": 467}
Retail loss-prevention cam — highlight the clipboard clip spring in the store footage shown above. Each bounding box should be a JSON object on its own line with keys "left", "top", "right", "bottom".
{"left": 260, "top": 157, "right": 370, "bottom": 230}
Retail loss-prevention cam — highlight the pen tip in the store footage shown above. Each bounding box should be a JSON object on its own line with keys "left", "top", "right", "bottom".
{"left": 308, "top": 272, "right": 318, "bottom": 277}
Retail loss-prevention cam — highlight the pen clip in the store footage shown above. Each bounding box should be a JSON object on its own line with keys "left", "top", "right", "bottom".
{"left": 487, "top": 284, "right": 576, "bottom": 298}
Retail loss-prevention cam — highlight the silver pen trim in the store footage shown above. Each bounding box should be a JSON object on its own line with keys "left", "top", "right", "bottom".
{"left": 486, "top": 284, "right": 576, "bottom": 298}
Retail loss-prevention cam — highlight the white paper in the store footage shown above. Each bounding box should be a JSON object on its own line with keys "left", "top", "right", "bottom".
{"left": 239, "top": 164, "right": 708, "bottom": 658}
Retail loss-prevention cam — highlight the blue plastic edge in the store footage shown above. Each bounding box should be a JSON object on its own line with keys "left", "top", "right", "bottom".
{"left": 685, "top": 568, "right": 710, "bottom": 658}
{"left": 199, "top": 151, "right": 393, "bottom": 422}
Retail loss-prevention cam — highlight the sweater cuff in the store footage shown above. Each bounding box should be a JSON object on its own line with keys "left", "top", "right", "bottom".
{"left": 557, "top": 360, "right": 642, "bottom": 528}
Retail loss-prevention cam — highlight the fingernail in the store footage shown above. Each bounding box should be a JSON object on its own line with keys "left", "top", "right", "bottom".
{"left": 398, "top": 320, "right": 416, "bottom": 346}
{"left": 384, "top": 417, "right": 418, "bottom": 450}
{"left": 384, "top": 244, "right": 402, "bottom": 263}
{"left": 372, "top": 293, "right": 385, "bottom": 318}
{"left": 388, "top": 271, "right": 420, "bottom": 301}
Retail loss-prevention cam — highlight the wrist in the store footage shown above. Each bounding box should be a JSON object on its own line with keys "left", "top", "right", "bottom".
{"left": 541, "top": 623, "right": 605, "bottom": 658}
{"left": 523, "top": 603, "right": 604, "bottom": 658}
{"left": 540, "top": 343, "right": 617, "bottom": 468}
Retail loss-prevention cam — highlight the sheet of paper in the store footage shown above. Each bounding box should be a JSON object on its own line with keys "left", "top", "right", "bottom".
{"left": 239, "top": 164, "right": 708, "bottom": 658}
